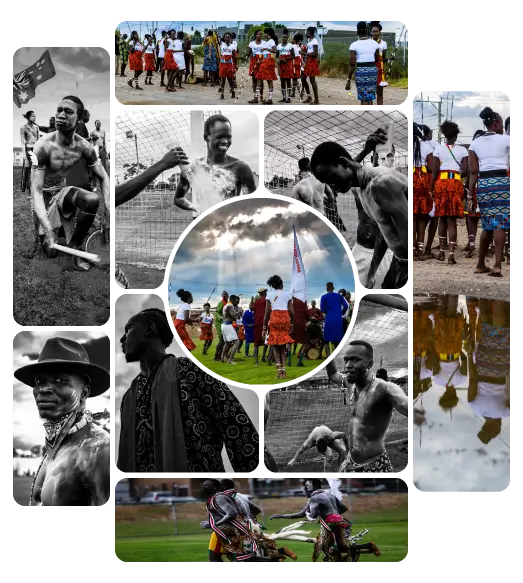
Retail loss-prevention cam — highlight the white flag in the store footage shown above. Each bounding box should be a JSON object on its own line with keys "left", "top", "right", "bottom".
{"left": 290, "top": 226, "right": 307, "bottom": 302}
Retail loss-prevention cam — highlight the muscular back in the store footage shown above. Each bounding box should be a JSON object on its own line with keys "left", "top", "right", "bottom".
{"left": 293, "top": 175, "right": 326, "bottom": 213}
{"left": 308, "top": 491, "right": 345, "bottom": 519}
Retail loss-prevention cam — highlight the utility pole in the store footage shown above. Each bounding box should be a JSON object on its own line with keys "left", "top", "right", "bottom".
{"left": 414, "top": 98, "right": 443, "bottom": 141}
{"left": 134, "top": 133, "right": 140, "bottom": 170}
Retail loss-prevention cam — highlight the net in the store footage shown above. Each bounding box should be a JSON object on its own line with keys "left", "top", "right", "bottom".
{"left": 264, "top": 110, "right": 408, "bottom": 247}
{"left": 115, "top": 110, "right": 221, "bottom": 269}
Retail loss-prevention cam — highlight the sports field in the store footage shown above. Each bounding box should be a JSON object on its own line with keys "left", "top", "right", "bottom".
{"left": 115, "top": 495, "right": 408, "bottom": 562}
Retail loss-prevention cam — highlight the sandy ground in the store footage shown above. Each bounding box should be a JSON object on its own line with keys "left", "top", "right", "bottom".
{"left": 414, "top": 220, "right": 510, "bottom": 301}
{"left": 115, "top": 64, "right": 408, "bottom": 106}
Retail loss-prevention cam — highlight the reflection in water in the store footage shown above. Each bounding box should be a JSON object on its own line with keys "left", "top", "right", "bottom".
{"left": 414, "top": 294, "right": 510, "bottom": 491}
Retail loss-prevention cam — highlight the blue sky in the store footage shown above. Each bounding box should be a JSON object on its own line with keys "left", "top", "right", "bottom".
{"left": 168, "top": 198, "right": 355, "bottom": 309}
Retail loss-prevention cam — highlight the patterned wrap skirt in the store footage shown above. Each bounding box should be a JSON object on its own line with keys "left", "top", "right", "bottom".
{"left": 476, "top": 173, "right": 510, "bottom": 230}
{"left": 434, "top": 174, "right": 464, "bottom": 217}
{"left": 279, "top": 56, "right": 295, "bottom": 78}
{"left": 313, "top": 519, "right": 353, "bottom": 562}
{"left": 144, "top": 53, "right": 155, "bottom": 71}
{"left": 174, "top": 319, "right": 196, "bottom": 351}
{"left": 129, "top": 50, "right": 143, "bottom": 71}
{"left": 355, "top": 63, "right": 378, "bottom": 102}
{"left": 248, "top": 55, "right": 262, "bottom": 77}
{"left": 341, "top": 450, "right": 393, "bottom": 472}
{"left": 303, "top": 55, "right": 320, "bottom": 77}
{"left": 235, "top": 324, "right": 245, "bottom": 342}
{"left": 267, "top": 310, "right": 294, "bottom": 345}
{"left": 293, "top": 55, "right": 302, "bottom": 78}
{"left": 413, "top": 168, "right": 432, "bottom": 215}
{"left": 256, "top": 55, "right": 278, "bottom": 81}
{"left": 163, "top": 50, "right": 179, "bottom": 71}
{"left": 219, "top": 55, "right": 235, "bottom": 78}
{"left": 199, "top": 322, "right": 213, "bottom": 342}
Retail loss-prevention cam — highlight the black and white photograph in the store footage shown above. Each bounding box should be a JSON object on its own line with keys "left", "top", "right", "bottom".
{"left": 264, "top": 110, "right": 408, "bottom": 289}
{"left": 13, "top": 331, "right": 110, "bottom": 506}
{"left": 265, "top": 294, "right": 408, "bottom": 473}
{"left": 13, "top": 47, "right": 110, "bottom": 326}
{"left": 115, "top": 110, "right": 259, "bottom": 289}
{"left": 115, "top": 294, "right": 260, "bottom": 473}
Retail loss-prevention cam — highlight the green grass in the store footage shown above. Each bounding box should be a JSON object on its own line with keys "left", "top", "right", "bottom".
{"left": 115, "top": 515, "right": 407, "bottom": 562}
{"left": 189, "top": 338, "right": 325, "bottom": 385}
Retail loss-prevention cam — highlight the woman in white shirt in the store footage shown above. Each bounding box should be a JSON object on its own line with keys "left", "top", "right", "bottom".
{"left": 163, "top": 30, "right": 180, "bottom": 93}
{"left": 413, "top": 123, "right": 434, "bottom": 260}
{"left": 370, "top": 21, "right": 388, "bottom": 105}
{"left": 429, "top": 120, "right": 468, "bottom": 264}
{"left": 218, "top": 32, "right": 236, "bottom": 100}
{"left": 127, "top": 31, "right": 144, "bottom": 90}
{"left": 172, "top": 31, "right": 186, "bottom": 90}
{"left": 263, "top": 274, "right": 294, "bottom": 379}
{"left": 291, "top": 33, "right": 305, "bottom": 99}
{"left": 347, "top": 21, "right": 379, "bottom": 105}
{"left": 156, "top": 31, "right": 167, "bottom": 86}
{"left": 247, "top": 30, "right": 265, "bottom": 103}
{"left": 468, "top": 107, "right": 510, "bottom": 278}
{"left": 143, "top": 32, "right": 156, "bottom": 85}
{"left": 300, "top": 26, "right": 321, "bottom": 104}
{"left": 276, "top": 29, "right": 295, "bottom": 103}
{"left": 254, "top": 27, "right": 278, "bottom": 104}
{"left": 199, "top": 302, "right": 214, "bottom": 355}
{"left": 174, "top": 289, "right": 196, "bottom": 351}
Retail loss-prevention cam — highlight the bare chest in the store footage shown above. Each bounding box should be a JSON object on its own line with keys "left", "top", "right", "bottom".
{"left": 47, "top": 143, "right": 83, "bottom": 175}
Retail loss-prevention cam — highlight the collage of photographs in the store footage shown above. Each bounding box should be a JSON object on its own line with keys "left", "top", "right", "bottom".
{"left": 10, "top": 14, "right": 510, "bottom": 570}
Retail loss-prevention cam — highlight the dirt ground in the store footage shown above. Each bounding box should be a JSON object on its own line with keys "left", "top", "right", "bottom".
{"left": 414, "top": 219, "right": 510, "bottom": 301}
{"left": 115, "top": 64, "right": 408, "bottom": 106}
{"left": 118, "top": 262, "right": 165, "bottom": 289}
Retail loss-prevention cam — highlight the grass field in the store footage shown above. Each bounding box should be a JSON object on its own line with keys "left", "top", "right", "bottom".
{"left": 13, "top": 168, "right": 110, "bottom": 326}
{"left": 115, "top": 502, "right": 407, "bottom": 562}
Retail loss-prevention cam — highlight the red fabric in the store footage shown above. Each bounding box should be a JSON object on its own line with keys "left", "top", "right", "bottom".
{"left": 199, "top": 323, "right": 213, "bottom": 341}
{"left": 291, "top": 298, "right": 309, "bottom": 344}
{"left": 307, "top": 307, "right": 323, "bottom": 322}
{"left": 248, "top": 55, "right": 261, "bottom": 76}
{"left": 219, "top": 55, "right": 235, "bottom": 78}
{"left": 253, "top": 297, "right": 267, "bottom": 346}
{"left": 293, "top": 55, "right": 302, "bottom": 78}
{"left": 413, "top": 169, "right": 432, "bottom": 215}
{"left": 267, "top": 310, "right": 294, "bottom": 346}
{"left": 278, "top": 56, "right": 294, "bottom": 79}
{"left": 144, "top": 53, "right": 155, "bottom": 71}
{"left": 434, "top": 174, "right": 465, "bottom": 218}
{"left": 174, "top": 319, "right": 196, "bottom": 351}
{"left": 236, "top": 324, "right": 245, "bottom": 341}
{"left": 376, "top": 61, "right": 384, "bottom": 85}
{"left": 163, "top": 50, "right": 179, "bottom": 71}
{"left": 129, "top": 51, "right": 143, "bottom": 71}
{"left": 303, "top": 56, "right": 320, "bottom": 77}
{"left": 256, "top": 56, "right": 278, "bottom": 81}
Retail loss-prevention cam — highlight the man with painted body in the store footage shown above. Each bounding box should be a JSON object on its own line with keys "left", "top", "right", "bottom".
{"left": 287, "top": 425, "right": 349, "bottom": 471}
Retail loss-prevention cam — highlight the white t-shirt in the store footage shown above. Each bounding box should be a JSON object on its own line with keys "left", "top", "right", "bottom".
{"left": 165, "top": 38, "right": 174, "bottom": 51}
{"left": 173, "top": 39, "right": 186, "bottom": 68}
{"left": 230, "top": 40, "right": 238, "bottom": 51}
{"left": 376, "top": 39, "right": 387, "bottom": 54}
{"left": 220, "top": 41, "right": 234, "bottom": 56}
{"left": 267, "top": 289, "right": 291, "bottom": 311}
{"left": 277, "top": 42, "right": 294, "bottom": 57}
{"left": 144, "top": 41, "right": 155, "bottom": 54}
{"left": 433, "top": 143, "right": 468, "bottom": 172}
{"left": 468, "top": 134, "right": 510, "bottom": 172}
{"left": 414, "top": 141, "right": 434, "bottom": 167}
{"left": 175, "top": 302, "right": 191, "bottom": 321}
{"left": 129, "top": 40, "right": 143, "bottom": 52}
{"left": 158, "top": 38, "right": 166, "bottom": 58}
{"left": 349, "top": 38, "right": 379, "bottom": 62}
{"left": 262, "top": 38, "right": 276, "bottom": 56}
{"left": 307, "top": 38, "right": 318, "bottom": 54}
{"left": 249, "top": 40, "right": 264, "bottom": 56}
{"left": 201, "top": 313, "right": 214, "bottom": 325}
{"left": 293, "top": 43, "right": 302, "bottom": 58}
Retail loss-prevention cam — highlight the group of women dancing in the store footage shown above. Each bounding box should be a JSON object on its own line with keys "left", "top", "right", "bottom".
{"left": 413, "top": 106, "right": 510, "bottom": 277}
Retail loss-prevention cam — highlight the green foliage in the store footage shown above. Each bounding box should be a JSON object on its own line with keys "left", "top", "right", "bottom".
{"left": 192, "top": 30, "right": 202, "bottom": 44}
{"left": 123, "top": 162, "right": 148, "bottom": 181}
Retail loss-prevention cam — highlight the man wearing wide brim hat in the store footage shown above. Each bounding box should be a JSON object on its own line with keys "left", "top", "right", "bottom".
{"left": 253, "top": 286, "right": 268, "bottom": 365}
{"left": 14, "top": 337, "right": 110, "bottom": 506}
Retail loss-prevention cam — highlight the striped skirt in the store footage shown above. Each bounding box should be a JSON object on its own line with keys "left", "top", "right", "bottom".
{"left": 476, "top": 174, "right": 510, "bottom": 230}
{"left": 355, "top": 63, "right": 378, "bottom": 102}
{"left": 174, "top": 319, "right": 196, "bottom": 351}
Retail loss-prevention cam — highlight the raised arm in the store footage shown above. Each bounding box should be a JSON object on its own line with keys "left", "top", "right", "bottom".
{"left": 354, "top": 128, "right": 388, "bottom": 163}
{"left": 326, "top": 359, "right": 345, "bottom": 386}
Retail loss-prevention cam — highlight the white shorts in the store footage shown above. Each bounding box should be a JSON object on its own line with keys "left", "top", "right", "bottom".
{"left": 222, "top": 323, "right": 238, "bottom": 342}
{"left": 352, "top": 242, "right": 393, "bottom": 289}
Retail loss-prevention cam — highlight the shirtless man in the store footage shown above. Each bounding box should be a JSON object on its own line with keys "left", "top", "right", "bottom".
{"left": 292, "top": 157, "right": 334, "bottom": 213}
{"left": 271, "top": 479, "right": 380, "bottom": 562}
{"left": 311, "top": 141, "right": 408, "bottom": 289}
{"left": 90, "top": 120, "right": 107, "bottom": 171}
{"left": 326, "top": 340, "right": 408, "bottom": 472}
{"left": 287, "top": 425, "right": 348, "bottom": 471}
{"left": 21, "top": 110, "right": 40, "bottom": 165}
{"left": 221, "top": 295, "right": 242, "bottom": 364}
{"left": 14, "top": 337, "right": 110, "bottom": 506}
{"left": 174, "top": 114, "right": 257, "bottom": 214}
{"left": 31, "top": 96, "right": 110, "bottom": 270}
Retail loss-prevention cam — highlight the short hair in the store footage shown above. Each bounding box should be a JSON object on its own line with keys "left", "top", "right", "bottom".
{"left": 203, "top": 302, "right": 210, "bottom": 308}
{"left": 316, "top": 437, "right": 328, "bottom": 453}
{"left": 131, "top": 30, "right": 138, "bottom": 38}
{"left": 306, "top": 26, "right": 316, "bottom": 35}
{"left": 348, "top": 340, "right": 374, "bottom": 359}
{"left": 138, "top": 308, "right": 174, "bottom": 348}
{"left": 338, "top": 288, "right": 346, "bottom": 296}
{"left": 376, "top": 368, "right": 388, "bottom": 380}
{"left": 307, "top": 479, "right": 322, "bottom": 491}
{"left": 356, "top": 21, "right": 368, "bottom": 35}
{"left": 479, "top": 106, "right": 501, "bottom": 127}
{"left": 204, "top": 114, "right": 231, "bottom": 138}
{"left": 440, "top": 120, "right": 460, "bottom": 140}
{"left": 310, "top": 142, "right": 352, "bottom": 174}
{"left": 298, "top": 157, "right": 310, "bottom": 171}
{"left": 95, "top": 119, "right": 101, "bottom": 124}
{"left": 176, "top": 288, "right": 192, "bottom": 302}
{"left": 61, "top": 95, "right": 85, "bottom": 125}
{"left": 267, "top": 274, "right": 283, "bottom": 289}
{"left": 473, "top": 129, "right": 486, "bottom": 140}
{"left": 326, "top": 282, "right": 334, "bottom": 289}
{"left": 283, "top": 28, "right": 289, "bottom": 35}
{"left": 220, "top": 479, "right": 235, "bottom": 490}
{"left": 202, "top": 478, "right": 221, "bottom": 491}
{"left": 229, "top": 294, "right": 239, "bottom": 302}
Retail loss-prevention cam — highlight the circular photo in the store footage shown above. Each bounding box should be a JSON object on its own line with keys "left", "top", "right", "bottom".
{"left": 167, "top": 196, "right": 358, "bottom": 386}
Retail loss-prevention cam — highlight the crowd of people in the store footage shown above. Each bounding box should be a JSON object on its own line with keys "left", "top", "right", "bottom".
{"left": 116, "top": 21, "right": 392, "bottom": 105}
{"left": 172, "top": 281, "right": 354, "bottom": 380}
{"left": 413, "top": 106, "right": 510, "bottom": 278}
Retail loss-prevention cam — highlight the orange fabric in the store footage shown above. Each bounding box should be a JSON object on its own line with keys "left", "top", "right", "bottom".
{"left": 303, "top": 56, "right": 320, "bottom": 77}
{"left": 144, "top": 53, "right": 155, "bottom": 71}
{"left": 278, "top": 56, "right": 294, "bottom": 79}
{"left": 129, "top": 51, "right": 143, "bottom": 71}
{"left": 434, "top": 174, "right": 464, "bottom": 217}
{"left": 267, "top": 310, "right": 294, "bottom": 346}
{"left": 163, "top": 50, "right": 179, "bottom": 71}
{"left": 219, "top": 55, "right": 235, "bottom": 78}
{"left": 236, "top": 324, "right": 245, "bottom": 341}
{"left": 248, "top": 55, "right": 262, "bottom": 76}
{"left": 199, "top": 323, "right": 213, "bottom": 342}
{"left": 434, "top": 313, "right": 465, "bottom": 355}
{"left": 413, "top": 309, "right": 434, "bottom": 356}
{"left": 256, "top": 56, "right": 278, "bottom": 80}
{"left": 293, "top": 55, "right": 302, "bottom": 78}
{"left": 413, "top": 168, "right": 432, "bottom": 215}
{"left": 174, "top": 319, "right": 196, "bottom": 351}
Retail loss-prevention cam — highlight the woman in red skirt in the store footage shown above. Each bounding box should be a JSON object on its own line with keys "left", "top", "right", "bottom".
{"left": 247, "top": 30, "right": 265, "bottom": 103}
{"left": 429, "top": 120, "right": 469, "bottom": 265}
{"left": 291, "top": 33, "right": 304, "bottom": 99}
{"left": 219, "top": 33, "right": 236, "bottom": 100}
{"left": 163, "top": 30, "right": 179, "bottom": 92}
{"left": 174, "top": 289, "right": 196, "bottom": 351}
{"left": 301, "top": 26, "right": 321, "bottom": 104}
{"left": 413, "top": 123, "right": 434, "bottom": 260}
{"left": 143, "top": 33, "right": 156, "bottom": 85}
{"left": 254, "top": 27, "right": 278, "bottom": 105}
{"left": 127, "top": 31, "right": 144, "bottom": 90}
{"left": 199, "top": 302, "right": 214, "bottom": 355}
{"left": 276, "top": 29, "right": 295, "bottom": 103}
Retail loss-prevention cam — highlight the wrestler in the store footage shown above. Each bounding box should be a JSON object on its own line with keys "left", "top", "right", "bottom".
{"left": 90, "top": 119, "right": 107, "bottom": 172}
{"left": 14, "top": 337, "right": 110, "bottom": 506}
{"left": 221, "top": 295, "right": 242, "bottom": 364}
{"left": 288, "top": 425, "right": 349, "bottom": 471}
{"left": 326, "top": 340, "right": 408, "bottom": 472}
{"left": 21, "top": 110, "right": 40, "bottom": 165}
{"left": 311, "top": 141, "right": 408, "bottom": 289}
{"left": 174, "top": 114, "right": 257, "bottom": 215}
{"left": 292, "top": 157, "right": 334, "bottom": 214}
{"left": 118, "top": 308, "right": 259, "bottom": 472}
{"left": 30, "top": 96, "right": 109, "bottom": 271}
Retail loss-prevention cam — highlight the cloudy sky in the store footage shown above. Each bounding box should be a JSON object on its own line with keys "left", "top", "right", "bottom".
{"left": 13, "top": 47, "right": 110, "bottom": 147}
{"left": 114, "top": 294, "right": 259, "bottom": 470}
{"left": 114, "top": 110, "right": 258, "bottom": 183}
{"left": 168, "top": 198, "right": 355, "bottom": 309}
{"left": 13, "top": 331, "right": 109, "bottom": 450}
{"left": 413, "top": 91, "right": 510, "bottom": 143}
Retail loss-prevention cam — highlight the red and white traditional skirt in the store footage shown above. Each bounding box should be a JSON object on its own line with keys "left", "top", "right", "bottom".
{"left": 129, "top": 50, "right": 143, "bottom": 71}
{"left": 413, "top": 167, "right": 432, "bottom": 215}
{"left": 144, "top": 53, "right": 155, "bottom": 71}
{"left": 278, "top": 56, "right": 294, "bottom": 79}
{"left": 174, "top": 319, "right": 196, "bottom": 351}
{"left": 256, "top": 55, "right": 278, "bottom": 81}
{"left": 267, "top": 310, "right": 294, "bottom": 346}
{"left": 303, "top": 55, "right": 320, "bottom": 77}
{"left": 163, "top": 50, "right": 179, "bottom": 71}
{"left": 293, "top": 55, "right": 302, "bottom": 78}
{"left": 219, "top": 54, "right": 235, "bottom": 78}
{"left": 249, "top": 55, "right": 262, "bottom": 77}
{"left": 199, "top": 323, "right": 213, "bottom": 342}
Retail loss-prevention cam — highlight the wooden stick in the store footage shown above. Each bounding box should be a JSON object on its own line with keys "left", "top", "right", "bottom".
{"left": 51, "top": 243, "right": 100, "bottom": 263}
